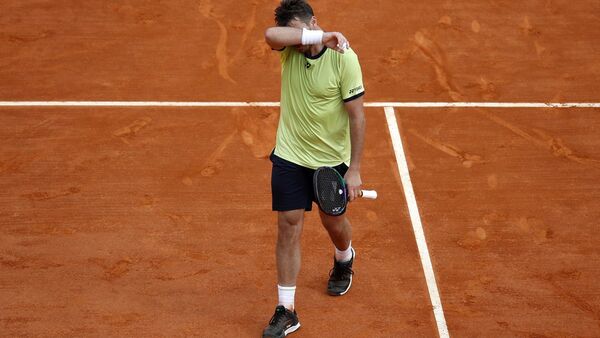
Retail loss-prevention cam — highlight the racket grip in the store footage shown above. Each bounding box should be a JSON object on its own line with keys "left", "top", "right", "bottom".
{"left": 360, "top": 190, "right": 378, "bottom": 200}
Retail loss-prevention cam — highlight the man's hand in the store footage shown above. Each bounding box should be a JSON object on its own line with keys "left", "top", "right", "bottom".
{"left": 322, "top": 32, "right": 349, "bottom": 53}
{"left": 344, "top": 167, "right": 362, "bottom": 202}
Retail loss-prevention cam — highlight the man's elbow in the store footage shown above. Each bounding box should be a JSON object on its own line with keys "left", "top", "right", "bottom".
{"left": 347, "top": 108, "right": 365, "bottom": 123}
{"left": 264, "top": 28, "right": 278, "bottom": 46}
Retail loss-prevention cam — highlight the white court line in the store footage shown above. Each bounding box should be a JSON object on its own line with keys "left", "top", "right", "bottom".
{"left": 384, "top": 106, "right": 449, "bottom": 338}
{"left": 0, "top": 101, "right": 600, "bottom": 108}
{"left": 0, "top": 101, "right": 280, "bottom": 107}
{"left": 369, "top": 102, "right": 600, "bottom": 108}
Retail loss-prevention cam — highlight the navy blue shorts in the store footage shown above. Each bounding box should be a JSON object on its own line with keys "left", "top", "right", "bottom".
{"left": 270, "top": 151, "right": 349, "bottom": 212}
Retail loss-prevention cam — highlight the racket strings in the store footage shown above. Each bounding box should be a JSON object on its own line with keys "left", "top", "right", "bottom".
{"left": 315, "top": 169, "right": 346, "bottom": 215}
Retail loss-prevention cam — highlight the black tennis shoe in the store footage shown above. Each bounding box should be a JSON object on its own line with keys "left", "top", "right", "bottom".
{"left": 327, "top": 248, "right": 355, "bottom": 296}
{"left": 262, "top": 305, "right": 301, "bottom": 338}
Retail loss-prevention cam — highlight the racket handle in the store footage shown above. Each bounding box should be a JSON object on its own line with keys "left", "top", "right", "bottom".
{"left": 360, "top": 190, "right": 378, "bottom": 200}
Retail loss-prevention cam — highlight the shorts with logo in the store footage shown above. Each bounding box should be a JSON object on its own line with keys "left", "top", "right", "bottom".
{"left": 270, "top": 150, "right": 349, "bottom": 212}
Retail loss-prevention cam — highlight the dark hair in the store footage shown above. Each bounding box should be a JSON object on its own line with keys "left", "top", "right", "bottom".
{"left": 274, "top": 0, "right": 314, "bottom": 27}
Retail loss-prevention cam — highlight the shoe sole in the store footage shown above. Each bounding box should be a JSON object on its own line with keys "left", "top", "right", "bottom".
{"left": 328, "top": 248, "right": 355, "bottom": 296}
{"left": 262, "top": 322, "right": 300, "bottom": 338}
{"left": 284, "top": 322, "right": 301, "bottom": 336}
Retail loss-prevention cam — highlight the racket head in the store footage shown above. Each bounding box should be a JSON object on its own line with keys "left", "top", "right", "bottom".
{"left": 313, "top": 166, "right": 348, "bottom": 216}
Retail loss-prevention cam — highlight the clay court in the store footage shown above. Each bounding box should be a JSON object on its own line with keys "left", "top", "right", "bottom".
{"left": 1, "top": 1, "right": 600, "bottom": 337}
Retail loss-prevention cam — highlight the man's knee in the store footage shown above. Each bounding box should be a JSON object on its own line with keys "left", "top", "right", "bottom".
{"left": 277, "top": 210, "right": 304, "bottom": 243}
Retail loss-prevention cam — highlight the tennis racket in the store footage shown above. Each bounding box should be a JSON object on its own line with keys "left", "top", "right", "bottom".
{"left": 313, "top": 166, "right": 378, "bottom": 216}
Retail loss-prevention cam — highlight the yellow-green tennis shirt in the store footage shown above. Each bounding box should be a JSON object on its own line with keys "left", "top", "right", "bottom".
{"left": 274, "top": 46, "right": 365, "bottom": 169}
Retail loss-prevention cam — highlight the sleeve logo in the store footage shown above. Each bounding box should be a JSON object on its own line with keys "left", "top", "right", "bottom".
{"left": 348, "top": 85, "right": 363, "bottom": 95}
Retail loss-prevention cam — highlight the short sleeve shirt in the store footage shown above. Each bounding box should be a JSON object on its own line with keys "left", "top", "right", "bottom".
{"left": 274, "top": 46, "right": 365, "bottom": 169}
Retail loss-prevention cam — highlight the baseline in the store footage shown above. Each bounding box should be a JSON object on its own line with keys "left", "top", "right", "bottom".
{"left": 1, "top": 101, "right": 600, "bottom": 108}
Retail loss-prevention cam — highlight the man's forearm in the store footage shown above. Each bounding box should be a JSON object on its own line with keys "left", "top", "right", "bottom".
{"left": 266, "top": 27, "right": 349, "bottom": 54}
{"left": 264, "top": 27, "right": 303, "bottom": 49}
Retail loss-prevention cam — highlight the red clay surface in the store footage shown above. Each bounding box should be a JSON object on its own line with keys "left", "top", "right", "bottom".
{"left": 2, "top": 0, "right": 600, "bottom": 337}
{"left": 397, "top": 107, "right": 600, "bottom": 336}
{"left": 1, "top": 108, "right": 436, "bottom": 336}
{"left": 2, "top": 1, "right": 600, "bottom": 102}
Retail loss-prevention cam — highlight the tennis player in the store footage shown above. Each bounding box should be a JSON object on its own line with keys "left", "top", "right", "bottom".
{"left": 262, "top": 0, "right": 366, "bottom": 336}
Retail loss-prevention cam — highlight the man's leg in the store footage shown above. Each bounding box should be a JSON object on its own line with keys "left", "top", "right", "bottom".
{"left": 265, "top": 151, "right": 313, "bottom": 337}
{"left": 277, "top": 209, "right": 305, "bottom": 294}
{"left": 320, "top": 211, "right": 355, "bottom": 296}
{"left": 263, "top": 209, "right": 304, "bottom": 338}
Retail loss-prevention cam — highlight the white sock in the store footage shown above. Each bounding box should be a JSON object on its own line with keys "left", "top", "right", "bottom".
{"left": 335, "top": 242, "right": 353, "bottom": 262}
{"left": 277, "top": 285, "right": 296, "bottom": 310}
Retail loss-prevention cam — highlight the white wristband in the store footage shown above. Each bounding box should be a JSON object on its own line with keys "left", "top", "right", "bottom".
{"left": 301, "top": 28, "right": 323, "bottom": 45}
